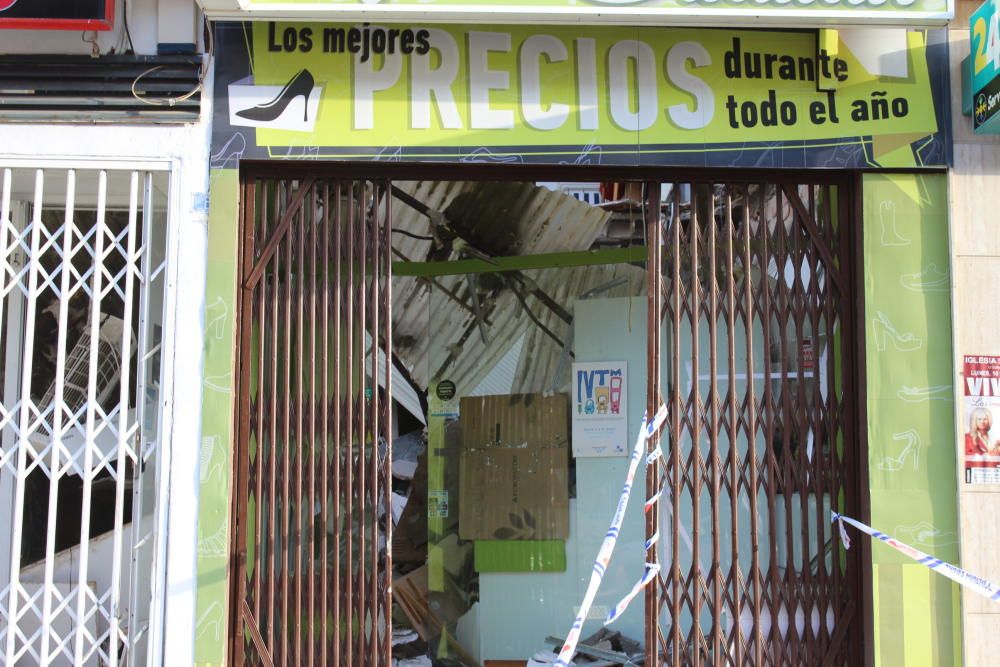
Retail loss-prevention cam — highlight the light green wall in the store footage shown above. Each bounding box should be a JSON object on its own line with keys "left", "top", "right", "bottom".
{"left": 193, "top": 170, "right": 964, "bottom": 665}
{"left": 863, "top": 173, "right": 961, "bottom": 666}
{"left": 195, "top": 169, "right": 240, "bottom": 667}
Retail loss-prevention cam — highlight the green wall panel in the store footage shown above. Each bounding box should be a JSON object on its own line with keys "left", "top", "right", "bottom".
{"left": 195, "top": 169, "right": 240, "bottom": 667}
{"left": 863, "top": 173, "right": 960, "bottom": 666}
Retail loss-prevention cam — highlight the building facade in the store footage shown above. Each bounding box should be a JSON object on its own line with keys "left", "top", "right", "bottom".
{"left": 2, "top": 0, "right": 999, "bottom": 665}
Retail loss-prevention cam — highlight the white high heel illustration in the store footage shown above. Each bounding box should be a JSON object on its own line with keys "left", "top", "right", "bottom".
{"left": 877, "top": 429, "right": 922, "bottom": 471}
{"left": 872, "top": 311, "right": 922, "bottom": 352}
{"left": 879, "top": 200, "right": 910, "bottom": 246}
{"left": 210, "top": 132, "right": 246, "bottom": 169}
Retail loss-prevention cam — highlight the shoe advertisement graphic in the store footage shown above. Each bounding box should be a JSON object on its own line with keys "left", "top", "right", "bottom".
{"left": 229, "top": 69, "right": 322, "bottom": 132}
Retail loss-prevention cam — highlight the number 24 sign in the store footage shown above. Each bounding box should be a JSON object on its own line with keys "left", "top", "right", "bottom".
{"left": 972, "top": 0, "right": 1000, "bottom": 93}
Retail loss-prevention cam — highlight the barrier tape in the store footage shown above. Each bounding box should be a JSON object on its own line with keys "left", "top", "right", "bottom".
{"left": 604, "top": 428, "right": 667, "bottom": 626}
{"left": 552, "top": 404, "right": 668, "bottom": 667}
{"left": 833, "top": 512, "right": 1000, "bottom": 602}
{"left": 606, "top": 562, "right": 660, "bottom": 625}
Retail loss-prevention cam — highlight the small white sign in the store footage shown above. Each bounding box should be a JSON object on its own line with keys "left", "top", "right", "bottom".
{"left": 572, "top": 361, "right": 627, "bottom": 457}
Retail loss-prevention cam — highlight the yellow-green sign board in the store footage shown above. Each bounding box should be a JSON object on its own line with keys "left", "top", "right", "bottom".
{"left": 204, "top": 0, "right": 954, "bottom": 27}
{"left": 211, "top": 23, "right": 950, "bottom": 169}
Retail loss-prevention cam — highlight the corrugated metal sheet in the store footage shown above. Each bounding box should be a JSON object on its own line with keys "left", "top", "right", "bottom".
{"left": 390, "top": 180, "right": 618, "bottom": 393}
{"left": 397, "top": 263, "right": 645, "bottom": 395}
{"left": 467, "top": 332, "right": 525, "bottom": 398}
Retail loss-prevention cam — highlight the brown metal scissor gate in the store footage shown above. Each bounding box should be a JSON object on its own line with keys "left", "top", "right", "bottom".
{"left": 231, "top": 175, "right": 394, "bottom": 666}
{"left": 643, "top": 177, "right": 865, "bottom": 667}
{"left": 230, "top": 168, "right": 865, "bottom": 666}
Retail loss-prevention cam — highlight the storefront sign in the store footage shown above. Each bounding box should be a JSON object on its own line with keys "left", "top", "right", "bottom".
{"left": 963, "top": 354, "right": 1000, "bottom": 484}
{"left": 572, "top": 361, "right": 628, "bottom": 457}
{"left": 0, "top": 0, "right": 113, "bottom": 31}
{"left": 971, "top": 0, "right": 1000, "bottom": 133}
{"left": 211, "top": 23, "right": 950, "bottom": 169}
{"left": 204, "top": 0, "right": 953, "bottom": 27}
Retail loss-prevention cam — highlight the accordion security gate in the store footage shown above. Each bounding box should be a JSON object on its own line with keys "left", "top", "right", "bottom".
{"left": 231, "top": 170, "right": 863, "bottom": 666}
{"left": 643, "top": 178, "right": 863, "bottom": 666}
{"left": 232, "top": 176, "right": 394, "bottom": 666}
{"left": 0, "top": 164, "right": 171, "bottom": 666}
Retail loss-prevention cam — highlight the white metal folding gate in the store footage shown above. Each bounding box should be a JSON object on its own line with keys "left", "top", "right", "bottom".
{"left": 0, "top": 164, "right": 171, "bottom": 666}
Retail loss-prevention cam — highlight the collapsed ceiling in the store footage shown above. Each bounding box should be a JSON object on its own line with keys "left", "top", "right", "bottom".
{"left": 389, "top": 180, "right": 646, "bottom": 396}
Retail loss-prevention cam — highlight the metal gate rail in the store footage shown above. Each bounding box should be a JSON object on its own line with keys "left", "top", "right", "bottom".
{"left": 232, "top": 176, "right": 393, "bottom": 667}
{"left": 643, "top": 179, "right": 862, "bottom": 667}
{"left": 231, "top": 168, "right": 864, "bottom": 667}
{"left": 0, "top": 165, "right": 170, "bottom": 666}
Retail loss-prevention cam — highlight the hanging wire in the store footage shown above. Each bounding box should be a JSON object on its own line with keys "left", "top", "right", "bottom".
{"left": 131, "top": 16, "right": 214, "bottom": 107}
{"left": 122, "top": 0, "right": 135, "bottom": 54}
{"left": 81, "top": 30, "right": 100, "bottom": 58}
{"left": 392, "top": 229, "right": 434, "bottom": 242}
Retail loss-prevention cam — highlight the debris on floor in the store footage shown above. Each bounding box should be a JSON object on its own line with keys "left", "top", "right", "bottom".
{"left": 540, "top": 628, "right": 644, "bottom": 666}
{"left": 394, "top": 656, "right": 433, "bottom": 667}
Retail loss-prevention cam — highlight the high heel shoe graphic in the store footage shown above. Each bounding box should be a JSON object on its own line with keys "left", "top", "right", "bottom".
{"left": 877, "top": 429, "right": 922, "bottom": 472}
{"left": 872, "top": 310, "right": 922, "bottom": 352}
{"left": 236, "top": 69, "right": 314, "bottom": 123}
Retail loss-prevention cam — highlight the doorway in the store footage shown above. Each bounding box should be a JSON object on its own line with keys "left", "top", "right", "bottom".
{"left": 228, "top": 164, "right": 866, "bottom": 666}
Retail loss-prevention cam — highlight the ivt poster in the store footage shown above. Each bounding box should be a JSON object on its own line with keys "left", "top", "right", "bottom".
{"left": 572, "top": 361, "right": 627, "bottom": 458}
{"left": 963, "top": 354, "right": 1000, "bottom": 484}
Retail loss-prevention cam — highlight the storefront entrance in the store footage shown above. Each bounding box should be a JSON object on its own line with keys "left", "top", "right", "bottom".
{"left": 227, "top": 163, "right": 866, "bottom": 666}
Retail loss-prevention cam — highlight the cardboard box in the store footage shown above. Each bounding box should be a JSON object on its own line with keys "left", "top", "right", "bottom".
{"left": 458, "top": 394, "right": 569, "bottom": 541}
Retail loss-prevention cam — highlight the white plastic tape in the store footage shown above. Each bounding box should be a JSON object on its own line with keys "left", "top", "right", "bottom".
{"left": 833, "top": 512, "right": 1000, "bottom": 602}
{"left": 552, "top": 405, "right": 667, "bottom": 667}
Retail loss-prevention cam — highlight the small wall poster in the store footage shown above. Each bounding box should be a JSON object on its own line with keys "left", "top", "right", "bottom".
{"left": 429, "top": 379, "right": 459, "bottom": 418}
{"left": 572, "top": 361, "right": 628, "bottom": 457}
{"left": 963, "top": 354, "right": 1000, "bottom": 484}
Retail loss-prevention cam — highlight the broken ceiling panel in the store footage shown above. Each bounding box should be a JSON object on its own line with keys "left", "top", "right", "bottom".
{"left": 405, "top": 263, "right": 645, "bottom": 395}
{"left": 390, "top": 180, "right": 617, "bottom": 393}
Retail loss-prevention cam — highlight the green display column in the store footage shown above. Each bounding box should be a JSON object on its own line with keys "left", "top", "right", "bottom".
{"left": 863, "top": 173, "right": 961, "bottom": 666}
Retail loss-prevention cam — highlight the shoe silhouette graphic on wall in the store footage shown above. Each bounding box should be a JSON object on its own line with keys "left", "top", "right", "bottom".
{"left": 236, "top": 69, "right": 315, "bottom": 123}
{"left": 899, "top": 262, "right": 949, "bottom": 292}
{"left": 872, "top": 310, "right": 922, "bottom": 352}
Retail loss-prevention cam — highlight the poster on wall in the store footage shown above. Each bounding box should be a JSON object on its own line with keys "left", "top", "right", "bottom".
{"left": 963, "top": 354, "right": 1000, "bottom": 484}
{"left": 572, "top": 361, "right": 627, "bottom": 458}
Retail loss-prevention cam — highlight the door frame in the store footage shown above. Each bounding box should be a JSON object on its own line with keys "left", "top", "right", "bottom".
{"left": 228, "top": 161, "right": 871, "bottom": 666}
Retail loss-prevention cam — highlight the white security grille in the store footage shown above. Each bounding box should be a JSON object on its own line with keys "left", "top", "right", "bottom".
{"left": 0, "top": 165, "right": 170, "bottom": 666}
